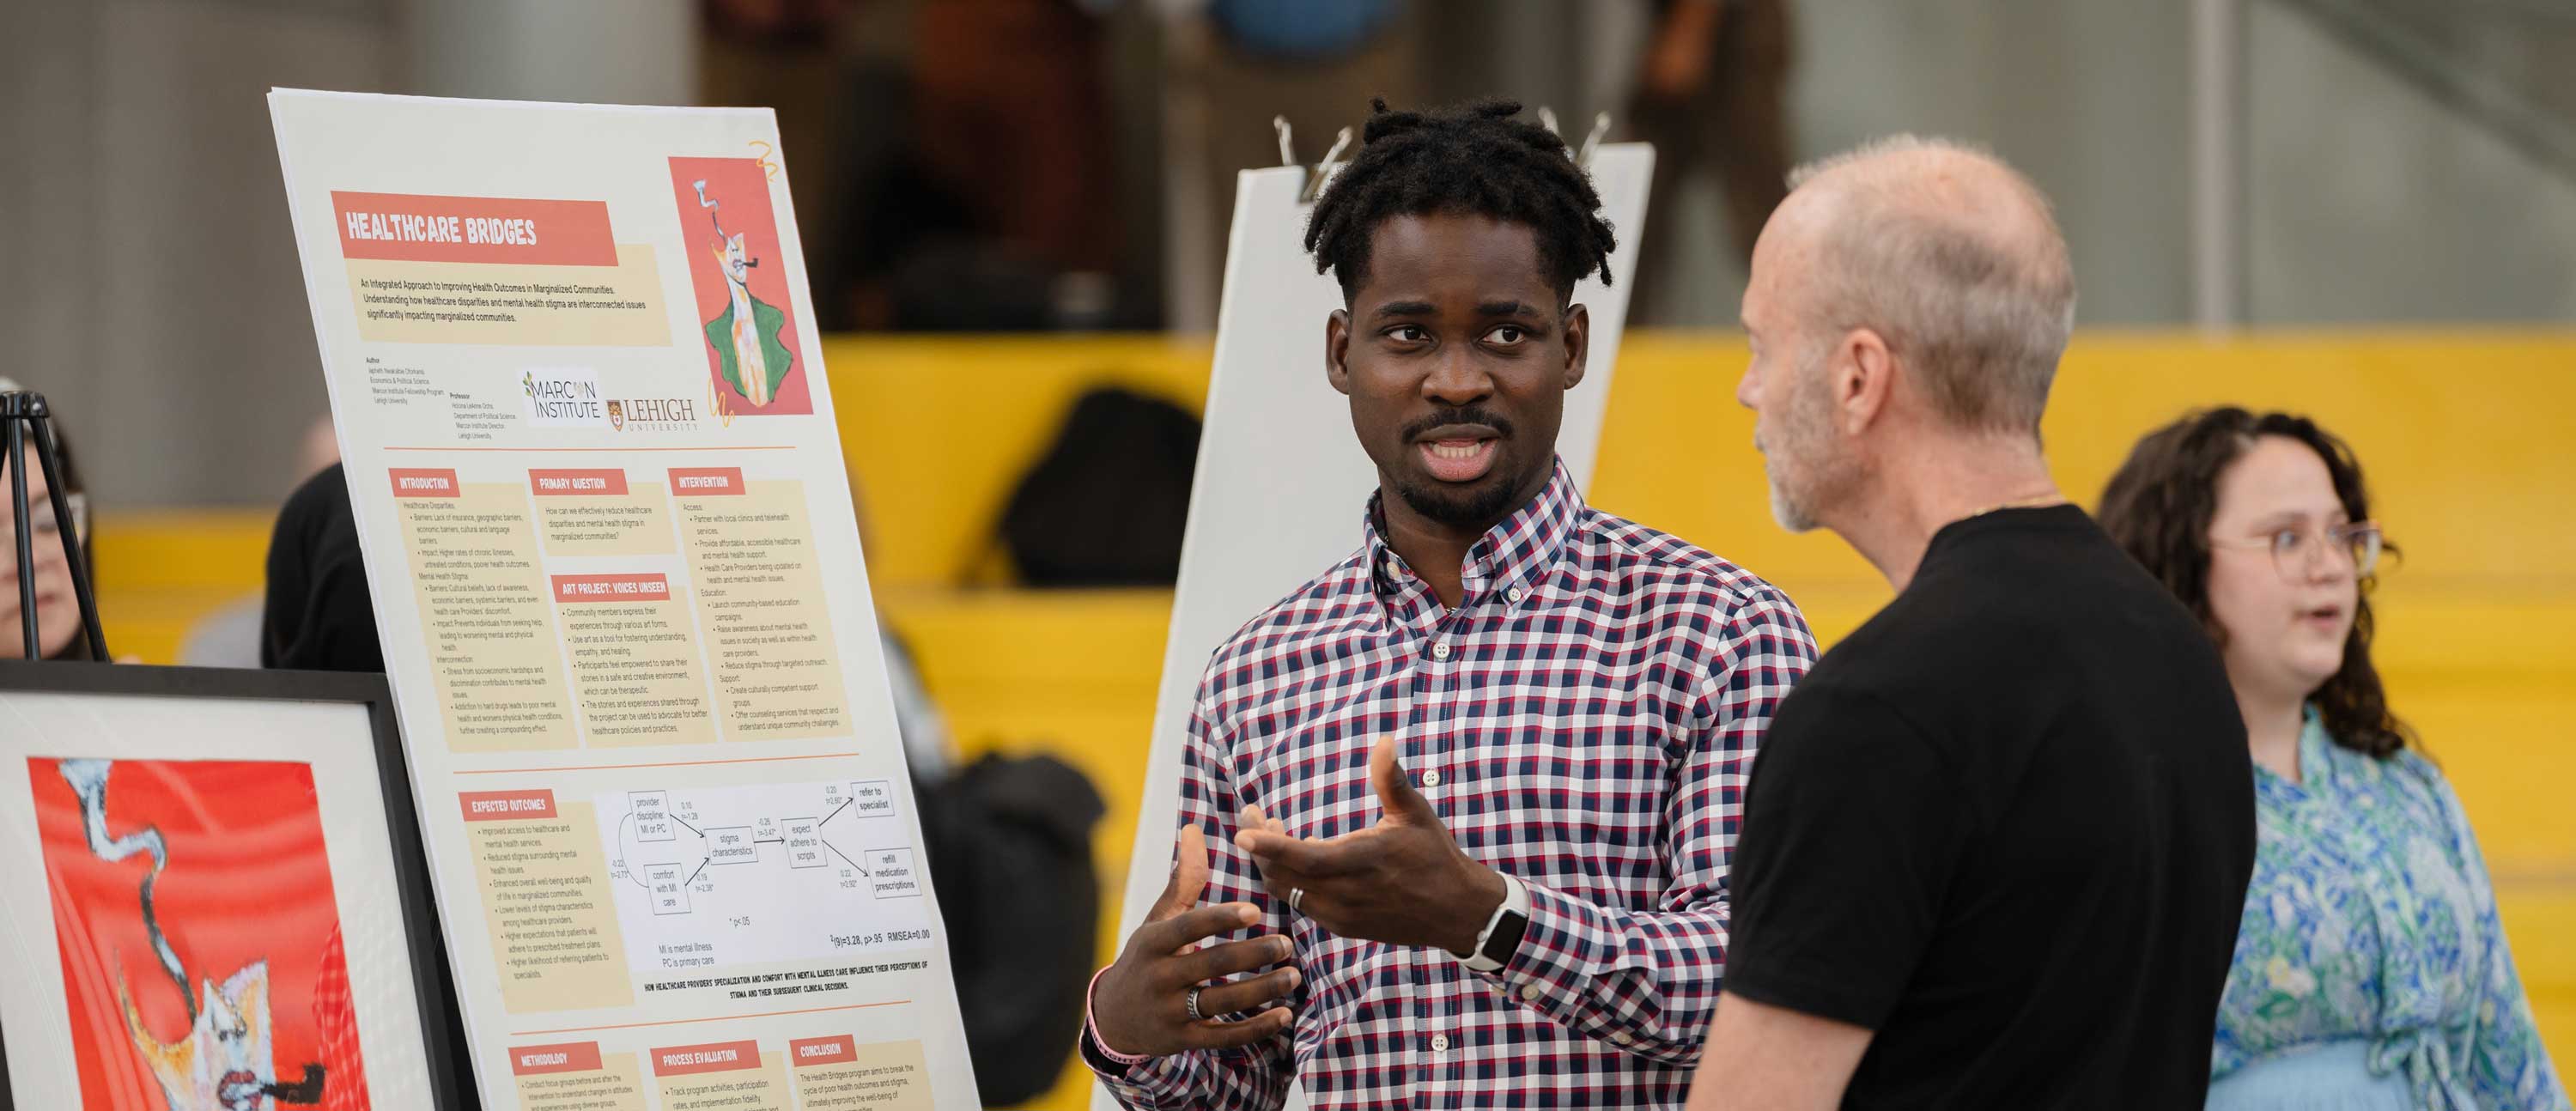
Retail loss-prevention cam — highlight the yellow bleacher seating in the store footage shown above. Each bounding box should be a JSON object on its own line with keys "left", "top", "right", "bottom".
{"left": 88, "top": 331, "right": 2576, "bottom": 1108}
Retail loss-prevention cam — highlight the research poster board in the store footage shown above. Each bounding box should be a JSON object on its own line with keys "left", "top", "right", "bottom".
{"left": 1096, "top": 146, "right": 1652, "bottom": 1110}
{"left": 271, "top": 89, "right": 973, "bottom": 1111}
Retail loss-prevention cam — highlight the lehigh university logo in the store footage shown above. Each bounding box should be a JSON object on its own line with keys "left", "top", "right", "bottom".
{"left": 610, "top": 398, "right": 701, "bottom": 430}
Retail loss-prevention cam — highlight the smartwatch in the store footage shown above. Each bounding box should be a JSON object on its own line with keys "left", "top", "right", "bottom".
{"left": 1460, "top": 876, "right": 1530, "bottom": 974}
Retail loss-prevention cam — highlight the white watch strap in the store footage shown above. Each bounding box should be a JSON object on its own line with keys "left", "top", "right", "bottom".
{"left": 1459, "top": 876, "right": 1529, "bottom": 973}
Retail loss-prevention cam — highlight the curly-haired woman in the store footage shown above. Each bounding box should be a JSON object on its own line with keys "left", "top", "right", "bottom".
{"left": 2100, "top": 408, "right": 2565, "bottom": 1109}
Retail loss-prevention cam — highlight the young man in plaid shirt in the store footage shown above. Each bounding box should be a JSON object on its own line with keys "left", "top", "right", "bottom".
{"left": 1080, "top": 99, "right": 1817, "bottom": 1109}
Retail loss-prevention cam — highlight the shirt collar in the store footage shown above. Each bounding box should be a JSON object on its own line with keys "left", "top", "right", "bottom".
{"left": 2257, "top": 705, "right": 2342, "bottom": 800}
{"left": 2295, "top": 704, "right": 2340, "bottom": 791}
{"left": 1360, "top": 457, "right": 1583, "bottom": 611}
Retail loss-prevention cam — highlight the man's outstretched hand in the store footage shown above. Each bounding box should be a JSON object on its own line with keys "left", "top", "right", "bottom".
{"left": 1236, "top": 738, "right": 1508, "bottom": 957}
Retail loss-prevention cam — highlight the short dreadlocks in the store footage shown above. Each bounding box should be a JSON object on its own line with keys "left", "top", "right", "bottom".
{"left": 1303, "top": 98, "right": 1617, "bottom": 306}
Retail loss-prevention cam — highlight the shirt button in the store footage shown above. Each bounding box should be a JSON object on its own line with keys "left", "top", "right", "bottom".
{"left": 1508, "top": 586, "right": 1527, "bottom": 604}
{"left": 1520, "top": 984, "right": 1543, "bottom": 1002}
{"left": 1431, "top": 640, "right": 1453, "bottom": 660}
{"left": 1610, "top": 1031, "right": 1634, "bottom": 1047}
{"left": 1421, "top": 769, "right": 1442, "bottom": 787}
{"left": 1430, "top": 1035, "right": 1451, "bottom": 1053}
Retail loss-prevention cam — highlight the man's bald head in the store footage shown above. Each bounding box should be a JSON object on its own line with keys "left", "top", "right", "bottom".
{"left": 1759, "top": 136, "right": 2076, "bottom": 439}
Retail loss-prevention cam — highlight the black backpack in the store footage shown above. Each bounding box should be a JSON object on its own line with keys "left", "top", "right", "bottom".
{"left": 990, "top": 386, "right": 1200, "bottom": 586}
{"left": 917, "top": 754, "right": 1103, "bottom": 1103}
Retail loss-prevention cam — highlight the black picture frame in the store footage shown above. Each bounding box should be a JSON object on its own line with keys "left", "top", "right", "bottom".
{"left": 0, "top": 661, "right": 475, "bottom": 1110}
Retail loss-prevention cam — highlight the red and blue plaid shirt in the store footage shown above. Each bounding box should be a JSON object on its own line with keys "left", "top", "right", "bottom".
{"left": 1091, "top": 462, "right": 1818, "bottom": 1109}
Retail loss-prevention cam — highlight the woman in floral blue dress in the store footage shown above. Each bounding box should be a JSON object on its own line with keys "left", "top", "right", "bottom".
{"left": 2100, "top": 408, "right": 2566, "bottom": 1109}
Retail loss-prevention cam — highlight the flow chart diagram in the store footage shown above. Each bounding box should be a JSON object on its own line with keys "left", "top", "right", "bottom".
{"left": 597, "top": 778, "right": 936, "bottom": 979}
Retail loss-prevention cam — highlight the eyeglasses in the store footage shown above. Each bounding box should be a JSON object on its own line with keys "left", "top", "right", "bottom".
{"left": 2209, "top": 519, "right": 2382, "bottom": 583}
{"left": 0, "top": 492, "right": 88, "bottom": 568}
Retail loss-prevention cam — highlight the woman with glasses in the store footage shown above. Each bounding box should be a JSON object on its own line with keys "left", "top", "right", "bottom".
{"left": 2099, "top": 408, "right": 2564, "bottom": 1109}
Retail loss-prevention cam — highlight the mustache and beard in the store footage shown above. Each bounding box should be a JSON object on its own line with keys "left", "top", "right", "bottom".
{"left": 1759, "top": 349, "right": 1866, "bottom": 533}
{"left": 1388, "top": 405, "right": 1528, "bottom": 527}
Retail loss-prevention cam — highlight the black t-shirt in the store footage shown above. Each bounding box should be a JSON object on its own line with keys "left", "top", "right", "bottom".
{"left": 1723, "top": 506, "right": 2255, "bottom": 1108}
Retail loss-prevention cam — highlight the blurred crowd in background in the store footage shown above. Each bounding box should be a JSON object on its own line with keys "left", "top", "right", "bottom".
{"left": 13, "top": 0, "right": 2576, "bottom": 510}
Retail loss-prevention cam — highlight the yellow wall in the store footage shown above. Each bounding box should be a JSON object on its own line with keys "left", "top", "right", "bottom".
{"left": 827, "top": 336, "right": 1215, "bottom": 586}
{"left": 1594, "top": 331, "right": 2576, "bottom": 616}
{"left": 823, "top": 331, "right": 2576, "bottom": 595}
{"left": 91, "top": 331, "right": 2576, "bottom": 1108}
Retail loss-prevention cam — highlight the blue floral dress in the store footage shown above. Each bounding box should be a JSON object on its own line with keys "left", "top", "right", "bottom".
{"left": 2208, "top": 711, "right": 2567, "bottom": 1109}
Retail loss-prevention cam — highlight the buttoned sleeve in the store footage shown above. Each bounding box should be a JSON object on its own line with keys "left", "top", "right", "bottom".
{"left": 1477, "top": 588, "right": 1816, "bottom": 1064}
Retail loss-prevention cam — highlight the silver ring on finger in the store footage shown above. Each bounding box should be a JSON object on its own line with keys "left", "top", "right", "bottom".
{"left": 1185, "top": 985, "right": 1204, "bottom": 1022}
{"left": 1290, "top": 887, "right": 1304, "bottom": 914}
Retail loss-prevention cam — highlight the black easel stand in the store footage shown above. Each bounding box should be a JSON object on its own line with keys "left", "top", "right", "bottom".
{"left": 0, "top": 391, "right": 108, "bottom": 661}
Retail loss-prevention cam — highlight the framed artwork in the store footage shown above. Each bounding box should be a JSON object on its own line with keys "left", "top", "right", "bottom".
{"left": 0, "top": 664, "right": 468, "bottom": 1110}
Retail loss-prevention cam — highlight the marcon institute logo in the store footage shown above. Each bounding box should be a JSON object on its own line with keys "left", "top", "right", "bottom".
{"left": 519, "top": 367, "right": 608, "bottom": 427}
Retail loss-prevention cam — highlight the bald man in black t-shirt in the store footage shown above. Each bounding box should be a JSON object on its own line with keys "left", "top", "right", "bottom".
{"left": 1685, "top": 137, "right": 2255, "bottom": 1109}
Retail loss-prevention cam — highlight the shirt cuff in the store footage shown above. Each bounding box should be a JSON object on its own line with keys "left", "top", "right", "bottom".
{"left": 1084, "top": 965, "right": 1151, "bottom": 1068}
{"left": 1481, "top": 880, "right": 1614, "bottom": 1007}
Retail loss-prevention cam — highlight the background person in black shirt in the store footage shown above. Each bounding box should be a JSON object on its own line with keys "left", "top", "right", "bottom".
{"left": 1685, "top": 137, "right": 2257, "bottom": 1108}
